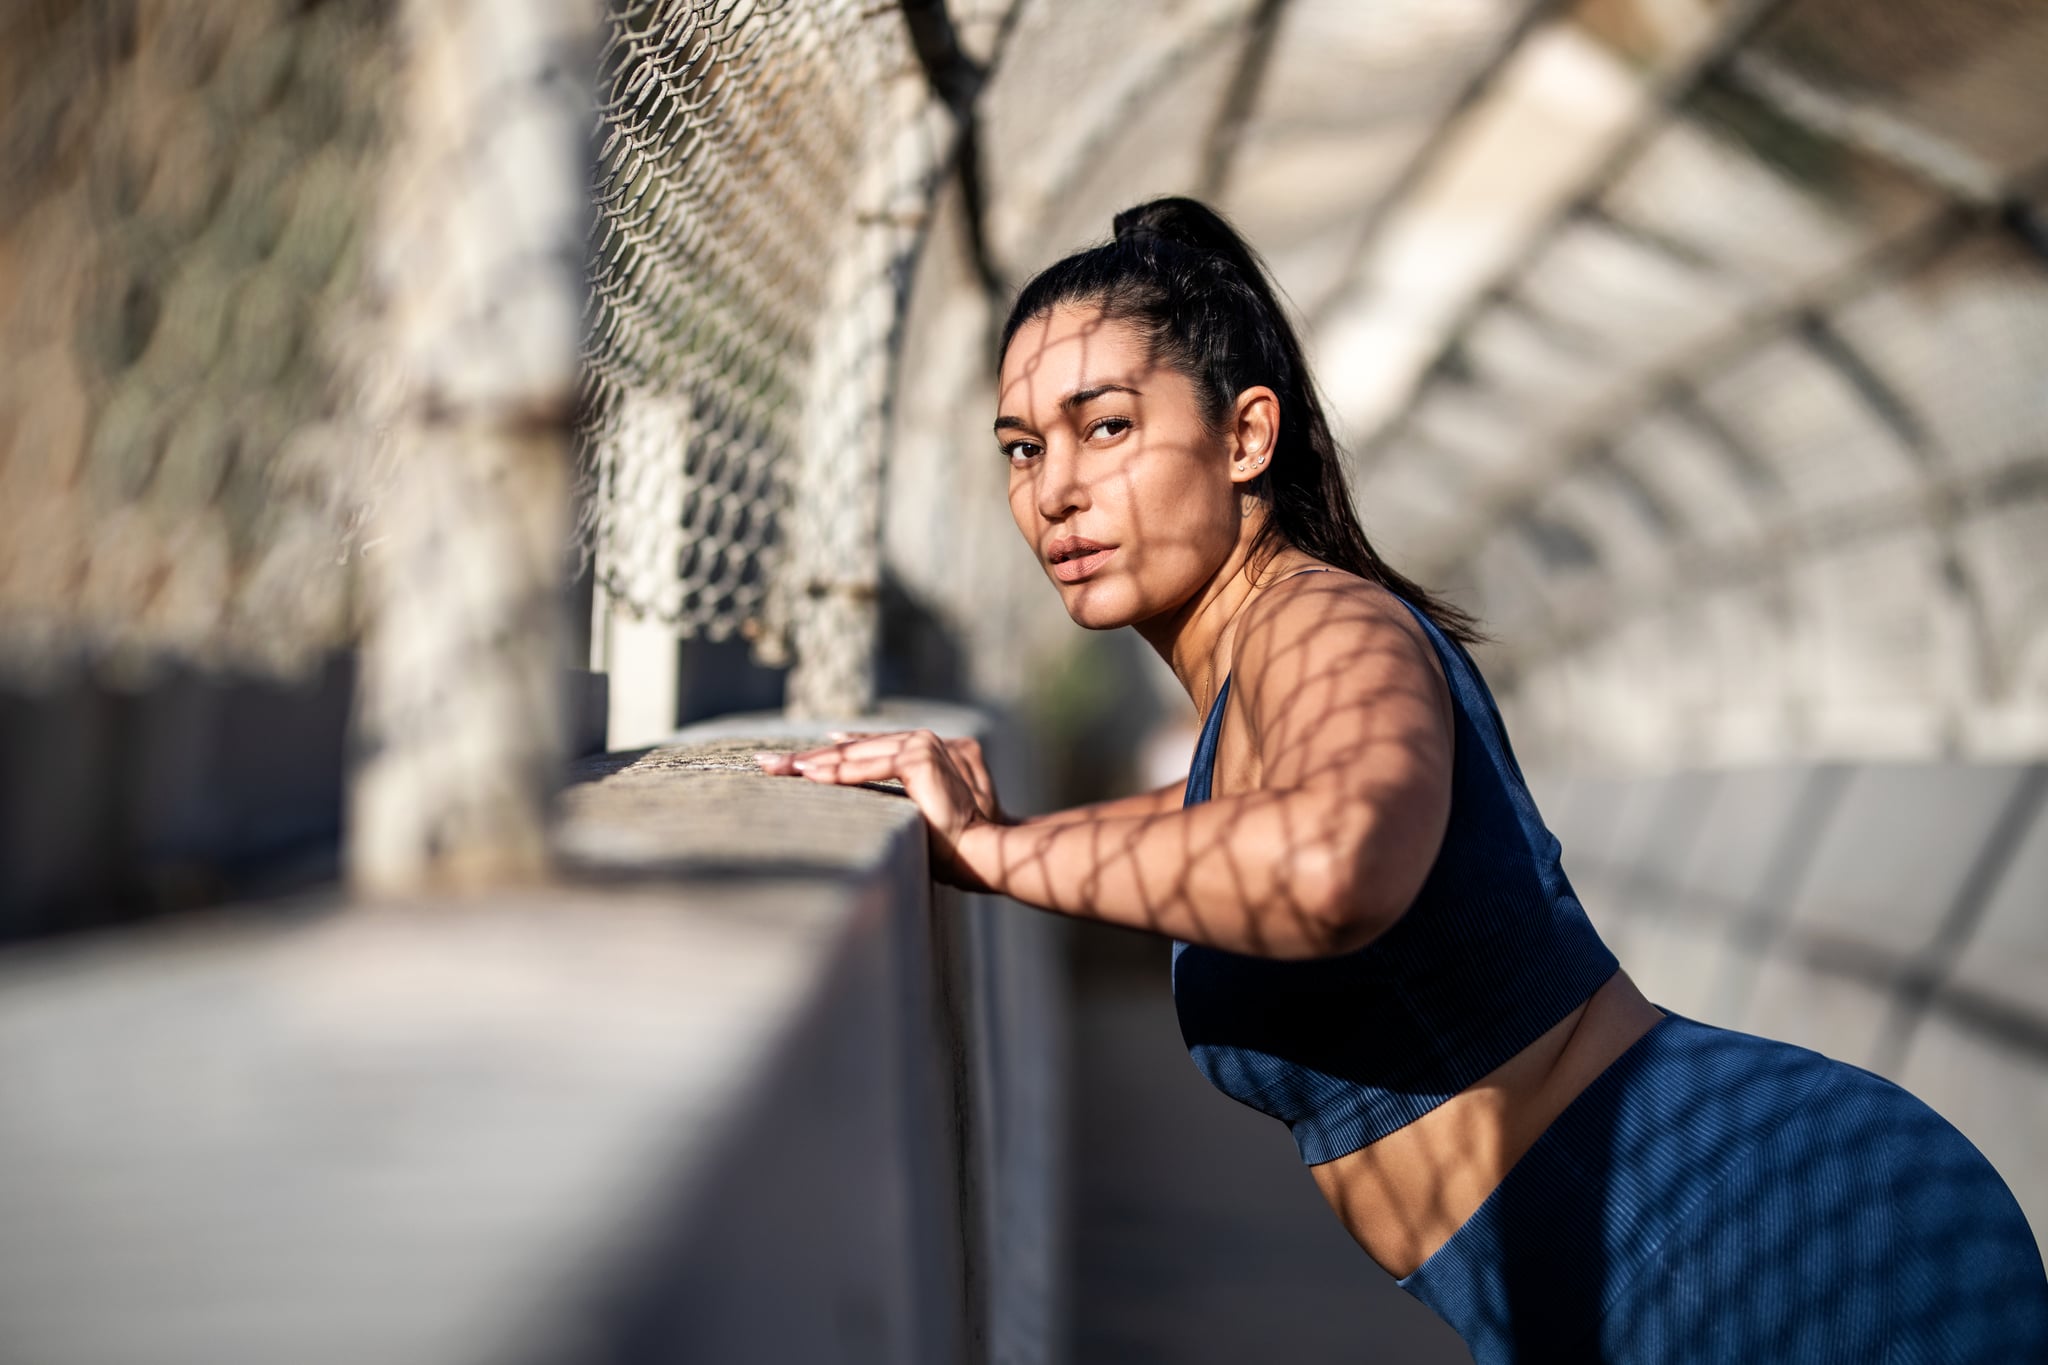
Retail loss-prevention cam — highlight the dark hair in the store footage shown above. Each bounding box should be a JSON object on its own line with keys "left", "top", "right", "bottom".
{"left": 999, "top": 196, "right": 1483, "bottom": 645}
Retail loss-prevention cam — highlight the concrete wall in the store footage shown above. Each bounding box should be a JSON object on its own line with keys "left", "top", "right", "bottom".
{"left": 0, "top": 706, "right": 1063, "bottom": 1365}
{"left": 0, "top": 659, "right": 357, "bottom": 938}
{"left": 1534, "top": 760, "right": 2048, "bottom": 1252}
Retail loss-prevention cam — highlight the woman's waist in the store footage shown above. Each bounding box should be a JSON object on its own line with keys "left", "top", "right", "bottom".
{"left": 1308, "top": 970, "right": 1665, "bottom": 1279}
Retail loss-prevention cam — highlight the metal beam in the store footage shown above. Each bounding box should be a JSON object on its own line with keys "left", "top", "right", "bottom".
{"left": 1405, "top": 105, "right": 2046, "bottom": 600}
{"left": 1719, "top": 49, "right": 2006, "bottom": 208}
{"left": 1412, "top": 200, "right": 1987, "bottom": 584}
{"left": 899, "top": 0, "right": 1003, "bottom": 298}
{"left": 1873, "top": 764, "right": 2048, "bottom": 1072}
{"left": 1351, "top": 0, "right": 1799, "bottom": 467}
{"left": 1585, "top": 441, "right": 1680, "bottom": 540}
{"left": 2002, "top": 197, "right": 2048, "bottom": 267}
{"left": 1197, "top": 0, "right": 1291, "bottom": 202}
{"left": 1021, "top": 10, "right": 1249, "bottom": 232}
{"left": 1304, "top": 0, "right": 1570, "bottom": 332}
{"left": 1663, "top": 380, "right": 1784, "bottom": 501}
{"left": 1794, "top": 306, "right": 2007, "bottom": 729}
{"left": 1484, "top": 448, "right": 2048, "bottom": 673}
{"left": 1794, "top": 310, "right": 1939, "bottom": 472}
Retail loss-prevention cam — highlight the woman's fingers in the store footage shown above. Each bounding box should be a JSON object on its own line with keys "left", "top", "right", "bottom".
{"left": 755, "top": 729, "right": 988, "bottom": 819}
{"left": 755, "top": 730, "right": 945, "bottom": 781}
{"left": 785, "top": 740, "right": 973, "bottom": 835}
{"left": 756, "top": 735, "right": 892, "bottom": 775}
{"left": 778, "top": 730, "right": 945, "bottom": 771}
{"left": 788, "top": 751, "right": 917, "bottom": 786}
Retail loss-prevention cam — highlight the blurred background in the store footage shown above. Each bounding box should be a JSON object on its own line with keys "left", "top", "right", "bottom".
{"left": 1, "top": 1, "right": 2044, "bottom": 1362}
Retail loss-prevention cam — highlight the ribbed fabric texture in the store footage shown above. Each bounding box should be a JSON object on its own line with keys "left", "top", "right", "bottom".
{"left": 1171, "top": 593, "right": 1618, "bottom": 1164}
{"left": 1402, "top": 1013, "right": 2048, "bottom": 1363}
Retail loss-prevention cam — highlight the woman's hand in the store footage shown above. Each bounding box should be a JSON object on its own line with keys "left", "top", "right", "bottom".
{"left": 755, "top": 731, "right": 1004, "bottom": 888}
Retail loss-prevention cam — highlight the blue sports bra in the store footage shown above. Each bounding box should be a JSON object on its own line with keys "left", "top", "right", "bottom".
{"left": 1171, "top": 586, "right": 1617, "bottom": 1165}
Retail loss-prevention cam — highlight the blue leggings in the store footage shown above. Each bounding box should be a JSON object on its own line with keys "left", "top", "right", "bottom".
{"left": 1400, "top": 1014, "right": 2048, "bottom": 1363}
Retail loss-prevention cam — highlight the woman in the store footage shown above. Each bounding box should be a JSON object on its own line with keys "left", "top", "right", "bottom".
{"left": 758, "top": 198, "right": 2048, "bottom": 1361}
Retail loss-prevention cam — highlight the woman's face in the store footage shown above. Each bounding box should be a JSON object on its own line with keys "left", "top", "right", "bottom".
{"left": 996, "top": 305, "right": 1246, "bottom": 630}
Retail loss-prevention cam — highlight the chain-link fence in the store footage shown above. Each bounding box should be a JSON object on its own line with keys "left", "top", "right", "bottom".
{"left": 580, "top": 0, "right": 953, "bottom": 719}
{"left": 0, "top": 0, "right": 392, "bottom": 684}
{"left": 585, "top": 0, "right": 902, "bottom": 643}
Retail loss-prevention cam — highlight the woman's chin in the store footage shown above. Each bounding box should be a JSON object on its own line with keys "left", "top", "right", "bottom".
{"left": 1058, "top": 584, "right": 1146, "bottom": 631}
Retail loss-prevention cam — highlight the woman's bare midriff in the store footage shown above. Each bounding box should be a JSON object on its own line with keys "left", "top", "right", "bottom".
{"left": 1308, "top": 969, "right": 1665, "bottom": 1279}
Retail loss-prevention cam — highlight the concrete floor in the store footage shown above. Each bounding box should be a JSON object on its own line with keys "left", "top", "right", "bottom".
{"left": 1064, "top": 925, "right": 1473, "bottom": 1364}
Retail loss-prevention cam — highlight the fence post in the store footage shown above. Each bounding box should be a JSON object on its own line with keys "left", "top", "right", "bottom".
{"left": 589, "top": 391, "right": 693, "bottom": 749}
{"left": 783, "top": 59, "right": 945, "bottom": 721}
{"left": 345, "top": 0, "right": 600, "bottom": 894}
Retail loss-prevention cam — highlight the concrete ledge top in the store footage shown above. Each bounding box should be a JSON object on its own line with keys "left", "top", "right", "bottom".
{"left": 0, "top": 706, "right": 974, "bottom": 1365}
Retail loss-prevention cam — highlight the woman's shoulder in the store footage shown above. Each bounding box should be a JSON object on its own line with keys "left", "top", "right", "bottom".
{"left": 1234, "top": 561, "right": 1439, "bottom": 666}
{"left": 1223, "top": 561, "right": 1457, "bottom": 851}
{"left": 1229, "top": 561, "right": 1451, "bottom": 723}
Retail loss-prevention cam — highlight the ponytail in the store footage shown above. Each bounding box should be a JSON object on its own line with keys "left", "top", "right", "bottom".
{"left": 1001, "top": 196, "right": 1483, "bottom": 644}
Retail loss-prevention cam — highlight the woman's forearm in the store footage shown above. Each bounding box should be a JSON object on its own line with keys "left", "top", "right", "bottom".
{"left": 960, "top": 787, "right": 1391, "bottom": 959}
{"left": 1009, "top": 780, "right": 1183, "bottom": 829}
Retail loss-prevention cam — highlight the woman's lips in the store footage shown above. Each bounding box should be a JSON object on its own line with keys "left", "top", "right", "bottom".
{"left": 1051, "top": 546, "right": 1117, "bottom": 583}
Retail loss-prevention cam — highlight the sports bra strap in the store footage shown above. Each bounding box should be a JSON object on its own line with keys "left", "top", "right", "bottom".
{"left": 1265, "top": 564, "right": 1333, "bottom": 584}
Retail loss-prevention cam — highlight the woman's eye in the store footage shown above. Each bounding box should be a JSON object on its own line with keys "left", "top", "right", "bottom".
{"left": 1087, "top": 417, "right": 1132, "bottom": 440}
{"left": 1001, "top": 440, "right": 1041, "bottom": 463}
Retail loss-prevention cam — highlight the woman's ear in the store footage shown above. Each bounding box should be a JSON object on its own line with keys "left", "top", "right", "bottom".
{"left": 1227, "top": 386, "right": 1280, "bottom": 486}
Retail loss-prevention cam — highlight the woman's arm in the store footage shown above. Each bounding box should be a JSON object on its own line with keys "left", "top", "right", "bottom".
{"left": 1013, "top": 779, "right": 1185, "bottom": 828}
{"left": 765, "top": 578, "right": 1453, "bottom": 960}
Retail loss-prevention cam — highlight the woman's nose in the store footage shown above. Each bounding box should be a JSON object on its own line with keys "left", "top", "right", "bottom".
{"left": 1035, "top": 441, "right": 1088, "bottom": 522}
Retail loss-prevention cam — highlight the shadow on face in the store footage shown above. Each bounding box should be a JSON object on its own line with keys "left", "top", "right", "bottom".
{"left": 996, "top": 305, "right": 1241, "bottom": 631}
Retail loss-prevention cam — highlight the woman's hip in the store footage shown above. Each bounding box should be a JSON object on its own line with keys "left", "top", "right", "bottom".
{"left": 1399, "top": 1013, "right": 2048, "bottom": 1363}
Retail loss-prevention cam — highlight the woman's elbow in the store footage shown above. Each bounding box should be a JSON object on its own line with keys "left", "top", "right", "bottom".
{"left": 1282, "top": 826, "right": 1405, "bottom": 958}
{"left": 1307, "top": 776, "right": 1453, "bottom": 956}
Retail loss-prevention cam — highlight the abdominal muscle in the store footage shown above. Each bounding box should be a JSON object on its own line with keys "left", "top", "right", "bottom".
{"left": 1308, "top": 969, "right": 1665, "bottom": 1279}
